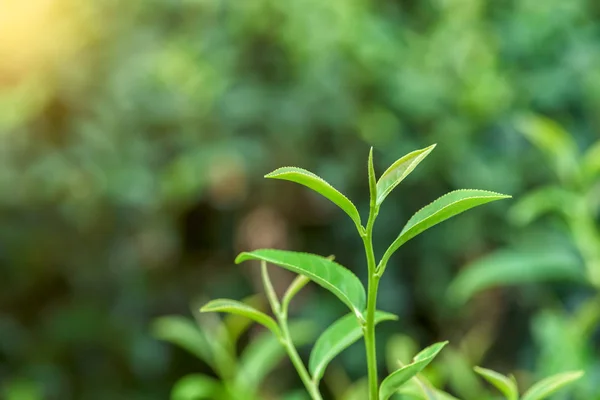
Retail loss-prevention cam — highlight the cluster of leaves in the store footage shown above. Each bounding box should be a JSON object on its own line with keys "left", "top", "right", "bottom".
{"left": 172, "top": 144, "right": 580, "bottom": 400}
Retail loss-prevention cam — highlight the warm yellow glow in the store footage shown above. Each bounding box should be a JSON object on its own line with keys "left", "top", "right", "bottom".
{"left": 0, "top": 0, "right": 92, "bottom": 84}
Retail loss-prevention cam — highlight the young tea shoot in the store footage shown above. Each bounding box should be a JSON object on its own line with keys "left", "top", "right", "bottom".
{"left": 201, "top": 145, "right": 512, "bottom": 399}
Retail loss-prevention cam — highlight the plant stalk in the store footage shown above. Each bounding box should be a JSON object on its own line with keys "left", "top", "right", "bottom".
{"left": 278, "top": 312, "right": 323, "bottom": 400}
{"left": 363, "top": 204, "right": 380, "bottom": 400}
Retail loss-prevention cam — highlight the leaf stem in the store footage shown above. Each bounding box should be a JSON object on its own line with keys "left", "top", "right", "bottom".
{"left": 363, "top": 203, "right": 380, "bottom": 400}
{"left": 261, "top": 263, "right": 322, "bottom": 400}
{"left": 278, "top": 310, "right": 323, "bottom": 400}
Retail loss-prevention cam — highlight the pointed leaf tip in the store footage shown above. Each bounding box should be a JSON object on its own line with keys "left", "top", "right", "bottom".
{"left": 379, "top": 340, "right": 447, "bottom": 400}
{"left": 376, "top": 144, "right": 437, "bottom": 205}
{"left": 382, "top": 189, "right": 511, "bottom": 267}
{"left": 200, "top": 299, "right": 281, "bottom": 337}
{"left": 263, "top": 166, "right": 361, "bottom": 228}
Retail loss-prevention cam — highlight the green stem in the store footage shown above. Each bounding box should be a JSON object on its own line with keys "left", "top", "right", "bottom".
{"left": 363, "top": 205, "right": 380, "bottom": 400}
{"left": 278, "top": 312, "right": 323, "bottom": 400}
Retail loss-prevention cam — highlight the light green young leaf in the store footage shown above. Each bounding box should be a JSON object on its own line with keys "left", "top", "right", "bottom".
{"left": 222, "top": 295, "right": 266, "bottom": 346}
{"left": 309, "top": 311, "right": 397, "bottom": 383}
{"left": 448, "top": 248, "right": 584, "bottom": 305}
{"left": 151, "top": 316, "right": 213, "bottom": 366}
{"left": 282, "top": 274, "right": 310, "bottom": 314}
{"left": 381, "top": 190, "right": 510, "bottom": 268}
{"left": 376, "top": 144, "right": 436, "bottom": 206}
{"left": 379, "top": 341, "right": 448, "bottom": 400}
{"left": 171, "top": 373, "right": 221, "bottom": 400}
{"left": 522, "top": 371, "right": 584, "bottom": 400}
{"left": 368, "top": 147, "right": 377, "bottom": 205}
{"left": 265, "top": 167, "right": 362, "bottom": 228}
{"left": 473, "top": 366, "right": 518, "bottom": 400}
{"left": 200, "top": 299, "right": 280, "bottom": 337}
{"left": 236, "top": 249, "right": 366, "bottom": 317}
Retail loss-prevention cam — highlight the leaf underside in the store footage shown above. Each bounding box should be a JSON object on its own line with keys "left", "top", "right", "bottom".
{"left": 200, "top": 299, "right": 280, "bottom": 336}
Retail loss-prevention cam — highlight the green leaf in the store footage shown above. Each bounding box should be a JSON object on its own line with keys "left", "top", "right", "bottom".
{"left": 200, "top": 299, "right": 280, "bottom": 337}
{"left": 222, "top": 295, "right": 266, "bottom": 346}
{"left": 236, "top": 249, "right": 366, "bottom": 317}
{"left": 265, "top": 167, "right": 362, "bottom": 228}
{"left": 522, "top": 371, "right": 584, "bottom": 400}
{"left": 473, "top": 366, "right": 518, "bottom": 400}
{"left": 509, "top": 185, "right": 577, "bottom": 225}
{"left": 171, "top": 374, "right": 221, "bottom": 400}
{"left": 381, "top": 190, "right": 510, "bottom": 268}
{"left": 376, "top": 144, "right": 436, "bottom": 206}
{"left": 151, "top": 316, "right": 213, "bottom": 365}
{"left": 379, "top": 341, "right": 448, "bottom": 400}
{"left": 448, "top": 248, "right": 585, "bottom": 305}
{"left": 235, "top": 332, "right": 286, "bottom": 394}
{"left": 515, "top": 114, "right": 579, "bottom": 182}
{"left": 582, "top": 139, "right": 600, "bottom": 180}
{"left": 368, "top": 147, "right": 377, "bottom": 205}
{"left": 309, "top": 311, "right": 397, "bottom": 383}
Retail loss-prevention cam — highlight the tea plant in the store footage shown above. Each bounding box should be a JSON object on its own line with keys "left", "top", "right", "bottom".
{"left": 200, "top": 144, "right": 512, "bottom": 399}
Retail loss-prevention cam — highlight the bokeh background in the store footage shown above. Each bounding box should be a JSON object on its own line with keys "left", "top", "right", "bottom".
{"left": 1, "top": 0, "right": 599, "bottom": 399}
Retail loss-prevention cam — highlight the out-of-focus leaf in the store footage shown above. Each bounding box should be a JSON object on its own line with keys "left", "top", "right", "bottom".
{"left": 473, "top": 366, "right": 518, "bottom": 400}
{"left": 522, "top": 371, "right": 584, "bottom": 400}
{"left": 509, "top": 185, "right": 577, "bottom": 225}
{"left": 236, "top": 249, "right": 366, "bottom": 317}
{"left": 222, "top": 295, "right": 266, "bottom": 346}
{"left": 265, "top": 167, "right": 362, "bottom": 228}
{"left": 376, "top": 144, "right": 436, "bottom": 205}
{"left": 342, "top": 378, "right": 369, "bottom": 400}
{"left": 309, "top": 311, "right": 397, "bottom": 383}
{"left": 582, "top": 140, "right": 600, "bottom": 179}
{"left": 235, "top": 320, "right": 316, "bottom": 394}
{"left": 151, "top": 316, "right": 213, "bottom": 365}
{"left": 200, "top": 299, "right": 280, "bottom": 336}
{"left": 171, "top": 374, "right": 221, "bottom": 400}
{"left": 234, "top": 332, "right": 285, "bottom": 394}
{"left": 515, "top": 114, "right": 579, "bottom": 182}
{"left": 381, "top": 190, "right": 510, "bottom": 267}
{"left": 448, "top": 248, "right": 585, "bottom": 305}
{"left": 379, "top": 341, "right": 448, "bottom": 400}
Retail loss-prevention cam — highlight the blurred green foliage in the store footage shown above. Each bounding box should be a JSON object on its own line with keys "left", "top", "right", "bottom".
{"left": 1, "top": 0, "right": 599, "bottom": 398}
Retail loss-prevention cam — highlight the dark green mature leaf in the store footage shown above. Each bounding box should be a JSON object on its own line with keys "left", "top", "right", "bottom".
{"left": 379, "top": 341, "right": 448, "bottom": 400}
{"left": 152, "top": 316, "right": 213, "bottom": 366}
{"left": 448, "top": 248, "right": 585, "bottom": 305}
{"left": 171, "top": 374, "right": 221, "bottom": 400}
{"left": 381, "top": 190, "right": 510, "bottom": 267}
{"left": 376, "top": 144, "right": 436, "bottom": 205}
{"left": 265, "top": 167, "right": 362, "bottom": 228}
{"left": 200, "top": 299, "right": 281, "bottom": 337}
{"left": 236, "top": 249, "right": 366, "bottom": 317}
{"left": 473, "top": 366, "right": 518, "bottom": 400}
{"left": 522, "top": 371, "right": 584, "bottom": 400}
{"left": 309, "top": 311, "right": 397, "bottom": 383}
